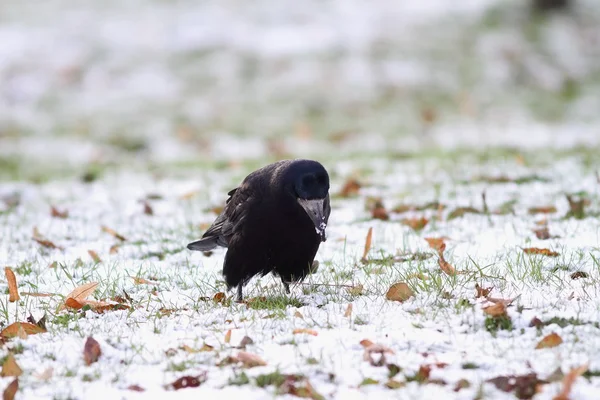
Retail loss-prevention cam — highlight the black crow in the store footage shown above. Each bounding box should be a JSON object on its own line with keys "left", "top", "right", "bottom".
{"left": 187, "top": 159, "right": 331, "bottom": 301}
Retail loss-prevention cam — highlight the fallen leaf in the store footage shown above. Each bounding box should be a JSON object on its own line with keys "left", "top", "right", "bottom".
{"left": 346, "top": 284, "right": 364, "bottom": 296}
{"left": 454, "top": 379, "right": 471, "bottom": 392}
{"left": 570, "top": 271, "right": 588, "bottom": 280}
{"left": 181, "top": 343, "right": 214, "bottom": 353}
{"left": 359, "top": 339, "right": 374, "bottom": 348}
{"left": 50, "top": 206, "right": 69, "bottom": 219}
{"left": 535, "top": 332, "right": 563, "bottom": 349}
{"left": 529, "top": 317, "right": 544, "bottom": 328}
{"left": 371, "top": 205, "right": 389, "bottom": 221}
{"left": 59, "top": 281, "right": 99, "bottom": 311}
{"left": 101, "top": 225, "right": 126, "bottom": 241}
{"left": 2, "top": 378, "right": 18, "bottom": 400}
{"left": 238, "top": 336, "right": 254, "bottom": 349}
{"left": 127, "top": 385, "right": 145, "bottom": 392}
{"left": 438, "top": 256, "right": 457, "bottom": 276}
{"left": 86, "top": 250, "right": 101, "bottom": 263}
{"left": 1, "top": 354, "right": 22, "bottom": 377}
{"left": 361, "top": 227, "right": 373, "bottom": 262}
{"left": 385, "top": 282, "right": 414, "bottom": 302}
{"left": 32, "top": 230, "right": 64, "bottom": 250}
{"left": 279, "top": 375, "right": 324, "bottom": 400}
{"left": 4, "top": 267, "right": 19, "bottom": 302}
{"left": 528, "top": 206, "right": 557, "bottom": 215}
{"left": 487, "top": 373, "right": 547, "bottom": 399}
{"left": 522, "top": 247, "right": 559, "bottom": 257}
{"left": 131, "top": 276, "right": 153, "bottom": 285}
{"left": 1, "top": 322, "right": 46, "bottom": 339}
{"left": 213, "top": 292, "right": 226, "bottom": 303}
{"left": 224, "top": 329, "right": 232, "bottom": 344}
{"left": 339, "top": 178, "right": 361, "bottom": 197}
{"left": 344, "top": 303, "right": 353, "bottom": 318}
{"left": 405, "top": 272, "right": 429, "bottom": 280}
{"left": 83, "top": 336, "right": 102, "bottom": 365}
{"left": 425, "top": 237, "right": 446, "bottom": 254}
{"left": 363, "top": 343, "right": 395, "bottom": 366}
{"left": 401, "top": 217, "right": 429, "bottom": 231}
{"left": 237, "top": 351, "right": 267, "bottom": 368}
{"left": 142, "top": 201, "right": 153, "bottom": 216}
{"left": 109, "top": 244, "right": 120, "bottom": 254}
{"left": 293, "top": 329, "right": 318, "bottom": 336}
{"left": 483, "top": 302, "right": 507, "bottom": 317}
{"left": 533, "top": 226, "right": 552, "bottom": 240}
{"left": 475, "top": 284, "right": 493, "bottom": 298}
{"left": 168, "top": 373, "right": 207, "bottom": 390}
{"left": 554, "top": 364, "right": 588, "bottom": 400}
{"left": 294, "top": 311, "right": 304, "bottom": 319}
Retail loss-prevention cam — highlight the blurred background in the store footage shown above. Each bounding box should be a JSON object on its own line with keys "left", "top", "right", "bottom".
{"left": 0, "top": 0, "right": 599, "bottom": 181}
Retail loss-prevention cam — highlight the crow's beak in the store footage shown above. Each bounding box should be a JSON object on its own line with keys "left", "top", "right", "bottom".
{"left": 298, "top": 198, "right": 327, "bottom": 242}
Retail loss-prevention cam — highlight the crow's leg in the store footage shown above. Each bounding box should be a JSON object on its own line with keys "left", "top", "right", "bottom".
{"left": 283, "top": 281, "right": 290, "bottom": 294}
{"left": 236, "top": 284, "right": 243, "bottom": 302}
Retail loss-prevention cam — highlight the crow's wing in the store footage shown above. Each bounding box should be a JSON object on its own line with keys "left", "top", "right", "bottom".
{"left": 187, "top": 185, "right": 253, "bottom": 251}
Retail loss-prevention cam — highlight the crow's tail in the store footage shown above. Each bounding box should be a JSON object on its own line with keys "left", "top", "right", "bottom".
{"left": 187, "top": 236, "right": 219, "bottom": 251}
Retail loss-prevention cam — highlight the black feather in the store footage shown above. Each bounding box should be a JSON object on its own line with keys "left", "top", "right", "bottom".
{"left": 187, "top": 159, "right": 331, "bottom": 301}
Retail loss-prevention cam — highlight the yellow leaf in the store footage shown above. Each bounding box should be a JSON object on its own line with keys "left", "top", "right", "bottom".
{"left": 346, "top": 284, "right": 364, "bottom": 296}
{"left": 344, "top": 303, "right": 353, "bottom": 318}
{"left": 361, "top": 227, "right": 373, "bottom": 262}
{"left": 1, "top": 354, "right": 22, "bottom": 377}
{"left": 385, "top": 282, "right": 414, "bottom": 302}
{"left": 4, "top": 267, "right": 19, "bottom": 302}
{"left": 293, "top": 328, "right": 318, "bottom": 336}
{"left": 536, "top": 332, "right": 563, "bottom": 349}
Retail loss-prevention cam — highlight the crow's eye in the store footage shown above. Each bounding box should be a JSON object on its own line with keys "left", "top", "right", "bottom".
{"left": 316, "top": 175, "right": 326, "bottom": 185}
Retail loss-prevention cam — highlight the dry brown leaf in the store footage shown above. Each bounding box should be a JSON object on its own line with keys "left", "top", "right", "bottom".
{"left": 528, "top": 206, "right": 557, "bottom": 215}
{"left": 1, "top": 322, "right": 46, "bottom": 339}
{"left": 213, "top": 292, "right": 226, "bottom": 303}
{"left": 363, "top": 343, "right": 395, "bottom": 366}
{"left": 360, "top": 339, "right": 374, "bottom": 348}
{"left": 438, "top": 256, "right": 457, "bottom": 276}
{"left": 339, "top": 178, "right": 361, "bottom": 197}
{"left": 344, "top": 303, "right": 353, "bottom": 318}
{"left": 87, "top": 250, "right": 101, "bottom": 263}
{"left": 84, "top": 336, "right": 102, "bottom": 365}
{"left": 293, "top": 311, "right": 304, "bottom": 319}
{"left": 401, "top": 217, "right": 429, "bottom": 231}
{"left": 522, "top": 247, "right": 560, "bottom": 257}
{"left": 142, "top": 201, "right": 153, "bottom": 216}
{"left": 535, "top": 332, "right": 563, "bottom": 349}
{"left": 361, "top": 227, "right": 373, "bottom": 262}
{"left": 131, "top": 276, "right": 153, "bottom": 285}
{"left": 405, "top": 273, "right": 429, "bottom": 280}
{"left": 425, "top": 237, "right": 446, "bottom": 254}
{"left": 483, "top": 302, "right": 507, "bottom": 317}
{"left": 237, "top": 351, "right": 267, "bottom": 368}
{"left": 554, "top": 364, "right": 588, "bottom": 400}
{"left": 127, "top": 384, "right": 145, "bottom": 392}
{"left": 181, "top": 343, "right": 214, "bottom": 353}
{"left": 346, "top": 284, "right": 364, "bottom": 296}
{"left": 475, "top": 284, "right": 493, "bottom": 298}
{"left": 3, "top": 378, "right": 18, "bottom": 400}
{"left": 238, "top": 336, "right": 254, "bottom": 349}
{"left": 109, "top": 244, "right": 120, "bottom": 254}
{"left": 168, "top": 374, "right": 207, "bottom": 390}
{"left": 224, "top": 329, "right": 232, "bottom": 344}
{"left": 59, "top": 281, "right": 98, "bottom": 311}
{"left": 101, "top": 225, "right": 126, "bottom": 241}
{"left": 64, "top": 297, "right": 84, "bottom": 310}
{"left": 32, "top": 234, "right": 64, "bottom": 250}
{"left": 4, "top": 267, "right": 19, "bottom": 303}
{"left": 385, "top": 282, "right": 414, "bottom": 302}
{"left": 1, "top": 354, "right": 22, "bottom": 377}
{"left": 50, "top": 206, "right": 69, "bottom": 219}
{"left": 293, "top": 328, "right": 318, "bottom": 336}
{"left": 533, "top": 226, "right": 552, "bottom": 240}
{"left": 371, "top": 204, "right": 390, "bottom": 221}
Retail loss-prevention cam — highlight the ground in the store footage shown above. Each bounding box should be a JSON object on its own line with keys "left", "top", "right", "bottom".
{"left": 1, "top": 1, "right": 600, "bottom": 399}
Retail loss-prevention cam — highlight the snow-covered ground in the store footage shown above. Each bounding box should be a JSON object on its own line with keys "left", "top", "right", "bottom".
{"left": 2, "top": 0, "right": 600, "bottom": 399}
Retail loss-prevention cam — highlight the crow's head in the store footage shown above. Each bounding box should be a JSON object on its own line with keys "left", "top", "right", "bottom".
{"left": 283, "top": 160, "right": 330, "bottom": 242}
